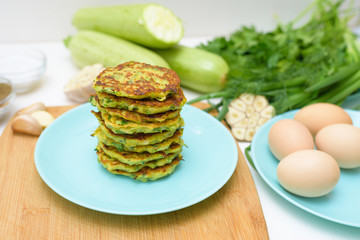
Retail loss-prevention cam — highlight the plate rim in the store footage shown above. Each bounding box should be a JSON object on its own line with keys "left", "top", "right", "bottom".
{"left": 251, "top": 108, "right": 360, "bottom": 228}
{"left": 34, "top": 103, "right": 238, "bottom": 215}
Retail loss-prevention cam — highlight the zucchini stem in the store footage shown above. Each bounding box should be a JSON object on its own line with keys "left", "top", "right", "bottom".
{"left": 63, "top": 36, "right": 72, "bottom": 48}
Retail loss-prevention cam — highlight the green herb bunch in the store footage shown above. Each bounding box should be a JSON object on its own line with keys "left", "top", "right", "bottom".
{"left": 189, "top": 0, "right": 360, "bottom": 120}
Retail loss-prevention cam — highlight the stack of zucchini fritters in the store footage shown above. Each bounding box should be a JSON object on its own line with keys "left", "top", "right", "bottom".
{"left": 90, "top": 61, "right": 186, "bottom": 181}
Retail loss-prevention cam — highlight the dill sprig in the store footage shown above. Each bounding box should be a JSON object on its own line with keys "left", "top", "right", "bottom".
{"left": 189, "top": 0, "right": 360, "bottom": 120}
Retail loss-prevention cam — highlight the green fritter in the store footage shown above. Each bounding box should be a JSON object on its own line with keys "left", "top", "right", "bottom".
{"left": 97, "top": 110, "right": 183, "bottom": 135}
{"left": 95, "top": 87, "right": 186, "bottom": 114}
{"left": 93, "top": 61, "right": 181, "bottom": 101}
{"left": 93, "top": 127, "right": 184, "bottom": 153}
{"left": 94, "top": 112, "right": 184, "bottom": 147}
{"left": 97, "top": 110, "right": 184, "bottom": 134}
{"left": 97, "top": 147, "right": 181, "bottom": 173}
{"left": 103, "top": 156, "right": 181, "bottom": 182}
{"left": 89, "top": 94, "right": 180, "bottom": 123}
{"left": 96, "top": 141, "right": 182, "bottom": 165}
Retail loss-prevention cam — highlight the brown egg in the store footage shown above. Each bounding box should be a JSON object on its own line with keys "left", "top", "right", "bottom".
{"left": 315, "top": 123, "right": 360, "bottom": 169}
{"left": 277, "top": 150, "right": 340, "bottom": 197}
{"left": 268, "top": 119, "right": 314, "bottom": 160}
{"left": 294, "top": 103, "right": 352, "bottom": 136}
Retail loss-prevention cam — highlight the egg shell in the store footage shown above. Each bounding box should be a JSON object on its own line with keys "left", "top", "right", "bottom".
{"left": 294, "top": 103, "right": 352, "bottom": 136}
{"left": 268, "top": 119, "right": 314, "bottom": 160}
{"left": 315, "top": 123, "right": 360, "bottom": 169}
{"left": 277, "top": 150, "right": 340, "bottom": 198}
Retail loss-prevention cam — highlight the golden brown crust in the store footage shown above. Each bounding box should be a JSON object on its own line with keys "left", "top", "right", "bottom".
{"left": 94, "top": 127, "right": 184, "bottom": 153}
{"left": 92, "top": 110, "right": 183, "bottom": 144}
{"left": 90, "top": 94, "right": 180, "bottom": 123}
{"left": 97, "top": 147, "right": 181, "bottom": 173}
{"left": 98, "top": 141, "right": 182, "bottom": 164}
{"left": 93, "top": 62, "right": 181, "bottom": 101}
{"left": 95, "top": 87, "right": 186, "bottom": 114}
{"left": 108, "top": 156, "right": 181, "bottom": 181}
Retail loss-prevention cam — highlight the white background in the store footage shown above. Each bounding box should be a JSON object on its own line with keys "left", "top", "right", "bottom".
{"left": 1, "top": 0, "right": 360, "bottom": 239}
{"left": 1, "top": 0, "right": 317, "bottom": 42}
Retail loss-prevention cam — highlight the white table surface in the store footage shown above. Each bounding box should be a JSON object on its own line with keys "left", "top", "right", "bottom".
{"left": 1, "top": 39, "right": 360, "bottom": 240}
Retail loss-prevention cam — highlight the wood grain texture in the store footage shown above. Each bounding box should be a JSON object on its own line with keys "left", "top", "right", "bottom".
{"left": 0, "top": 105, "right": 268, "bottom": 240}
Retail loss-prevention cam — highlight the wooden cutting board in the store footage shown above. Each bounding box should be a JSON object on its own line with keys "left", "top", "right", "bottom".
{"left": 0, "top": 104, "right": 268, "bottom": 239}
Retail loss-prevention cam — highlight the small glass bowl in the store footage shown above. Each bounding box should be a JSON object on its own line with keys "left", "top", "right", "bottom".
{"left": 0, "top": 47, "right": 46, "bottom": 93}
{"left": 0, "top": 76, "right": 16, "bottom": 119}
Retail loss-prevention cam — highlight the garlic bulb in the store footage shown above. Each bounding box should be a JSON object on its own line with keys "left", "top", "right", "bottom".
{"left": 64, "top": 63, "right": 104, "bottom": 103}
{"left": 225, "top": 93, "right": 275, "bottom": 141}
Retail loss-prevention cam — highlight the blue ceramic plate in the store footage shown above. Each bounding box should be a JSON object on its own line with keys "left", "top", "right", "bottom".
{"left": 252, "top": 109, "right": 360, "bottom": 228}
{"left": 35, "top": 104, "right": 238, "bottom": 215}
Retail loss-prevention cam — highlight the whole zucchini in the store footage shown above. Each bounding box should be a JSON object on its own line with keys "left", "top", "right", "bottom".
{"left": 154, "top": 45, "right": 229, "bottom": 93}
{"left": 72, "top": 4, "right": 183, "bottom": 49}
{"left": 64, "top": 30, "right": 169, "bottom": 69}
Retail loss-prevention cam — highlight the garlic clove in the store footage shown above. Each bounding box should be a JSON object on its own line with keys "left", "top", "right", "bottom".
{"left": 250, "top": 112, "right": 260, "bottom": 121}
{"left": 225, "top": 106, "right": 245, "bottom": 125}
{"left": 30, "top": 110, "right": 54, "bottom": 128}
{"left": 12, "top": 114, "right": 43, "bottom": 136}
{"left": 246, "top": 106, "right": 255, "bottom": 117}
{"left": 231, "top": 127, "right": 246, "bottom": 140}
{"left": 245, "top": 129, "right": 255, "bottom": 142}
{"left": 233, "top": 118, "right": 248, "bottom": 128}
{"left": 253, "top": 95, "right": 268, "bottom": 112}
{"left": 248, "top": 118, "right": 257, "bottom": 128}
{"left": 240, "top": 93, "right": 255, "bottom": 105}
{"left": 17, "top": 102, "right": 46, "bottom": 115}
{"left": 260, "top": 105, "right": 275, "bottom": 119}
{"left": 230, "top": 98, "right": 246, "bottom": 112}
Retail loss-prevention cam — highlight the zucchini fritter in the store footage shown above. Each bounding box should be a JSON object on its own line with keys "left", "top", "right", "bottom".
{"left": 91, "top": 61, "right": 185, "bottom": 181}
{"left": 94, "top": 112, "right": 183, "bottom": 147}
{"left": 90, "top": 94, "right": 180, "bottom": 123}
{"left": 93, "top": 127, "right": 184, "bottom": 153}
{"left": 98, "top": 111, "right": 184, "bottom": 134}
{"left": 97, "top": 141, "right": 182, "bottom": 165}
{"left": 97, "top": 147, "right": 181, "bottom": 173}
{"left": 104, "top": 156, "right": 182, "bottom": 182}
{"left": 95, "top": 87, "right": 186, "bottom": 115}
{"left": 93, "top": 61, "right": 181, "bottom": 101}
